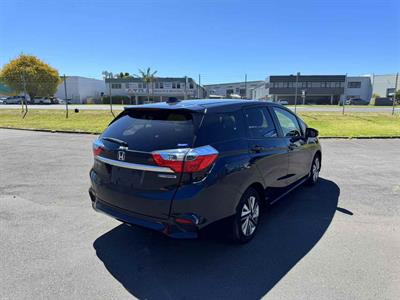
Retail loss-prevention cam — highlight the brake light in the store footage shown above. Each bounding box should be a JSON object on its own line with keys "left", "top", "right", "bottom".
{"left": 92, "top": 139, "right": 105, "bottom": 156}
{"left": 152, "top": 145, "right": 218, "bottom": 173}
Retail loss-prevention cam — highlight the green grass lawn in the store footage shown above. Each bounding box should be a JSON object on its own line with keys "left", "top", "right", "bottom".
{"left": 0, "top": 109, "right": 399, "bottom": 137}
{"left": 299, "top": 112, "right": 400, "bottom": 137}
{"left": 0, "top": 109, "right": 116, "bottom": 133}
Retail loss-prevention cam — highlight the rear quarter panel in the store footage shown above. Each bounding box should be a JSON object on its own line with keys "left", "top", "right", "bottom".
{"left": 171, "top": 138, "right": 265, "bottom": 227}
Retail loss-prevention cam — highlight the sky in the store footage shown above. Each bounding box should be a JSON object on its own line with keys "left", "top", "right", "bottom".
{"left": 0, "top": 0, "right": 399, "bottom": 84}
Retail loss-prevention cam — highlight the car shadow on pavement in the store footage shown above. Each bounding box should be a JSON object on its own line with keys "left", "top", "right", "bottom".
{"left": 93, "top": 178, "right": 341, "bottom": 299}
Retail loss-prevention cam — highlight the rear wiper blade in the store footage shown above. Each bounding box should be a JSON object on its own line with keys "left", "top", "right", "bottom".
{"left": 101, "top": 137, "right": 128, "bottom": 147}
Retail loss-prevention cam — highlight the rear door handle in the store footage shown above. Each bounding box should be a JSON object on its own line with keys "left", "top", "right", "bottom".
{"left": 251, "top": 145, "right": 264, "bottom": 153}
{"left": 288, "top": 143, "right": 298, "bottom": 151}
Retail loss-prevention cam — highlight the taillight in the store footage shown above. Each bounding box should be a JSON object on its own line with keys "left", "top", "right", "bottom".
{"left": 92, "top": 139, "right": 105, "bottom": 156}
{"left": 152, "top": 145, "right": 218, "bottom": 173}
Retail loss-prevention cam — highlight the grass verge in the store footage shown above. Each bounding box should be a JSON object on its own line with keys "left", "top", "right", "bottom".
{"left": 0, "top": 109, "right": 399, "bottom": 137}
{"left": 299, "top": 112, "right": 400, "bottom": 137}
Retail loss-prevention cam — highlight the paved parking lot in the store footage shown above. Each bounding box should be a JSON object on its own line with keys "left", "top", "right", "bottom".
{"left": 1, "top": 129, "right": 399, "bottom": 300}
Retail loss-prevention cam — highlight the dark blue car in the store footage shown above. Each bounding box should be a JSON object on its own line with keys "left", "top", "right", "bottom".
{"left": 89, "top": 99, "right": 321, "bottom": 243}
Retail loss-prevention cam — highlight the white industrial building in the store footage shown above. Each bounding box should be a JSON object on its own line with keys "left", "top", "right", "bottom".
{"left": 105, "top": 77, "right": 206, "bottom": 103}
{"left": 54, "top": 76, "right": 106, "bottom": 104}
{"left": 204, "top": 81, "right": 265, "bottom": 99}
{"left": 371, "top": 74, "right": 399, "bottom": 98}
{"left": 344, "top": 76, "right": 373, "bottom": 101}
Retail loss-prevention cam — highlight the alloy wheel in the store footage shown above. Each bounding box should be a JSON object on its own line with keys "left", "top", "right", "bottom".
{"left": 240, "top": 196, "right": 259, "bottom": 236}
{"left": 312, "top": 158, "right": 320, "bottom": 183}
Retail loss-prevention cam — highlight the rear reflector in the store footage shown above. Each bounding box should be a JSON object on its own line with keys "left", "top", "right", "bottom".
{"left": 175, "top": 217, "right": 195, "bottom": 225}
{"left": 152, "top": 145, "right": 218, "bottom": 173}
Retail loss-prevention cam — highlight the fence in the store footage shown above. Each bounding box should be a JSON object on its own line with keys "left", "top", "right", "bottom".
{"left": 2, "top": 73, "right": 399, "bottom": 119}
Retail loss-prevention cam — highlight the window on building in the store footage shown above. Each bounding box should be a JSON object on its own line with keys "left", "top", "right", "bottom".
{"left": 320, "top": 82, "right": 326, "bottom": 88}
{"left": 155, "top": 82, "right": 164, "bottom": 89}
{"left": 326, "top": 82, "right": 331, "bottom": 88}
{"left": 386, "top": 88, "right": 395, "bottom": 97}
{"left": 226, "top": 89, "right": 234, "bottom": 96}
{"left": 172, "top": 82, "right": 181, "bottom": 89}
{"left": 348, "top": 81, "right": 361, "bottom": 88}
{"left": 189, "top": 83, "right": 194, "bottom": 89}
{"left": 239, "top": 89, "right": 246, "bottom": 96}
{"left": 311, "top": 82, "right": 319, "bottom": 88}
{"left": 334, "top": 82, "right": 341, "bottom": 88}
{"left": 301, "top": 82, "right": 307, "bottom": 88}
{"left": 111, "top": 83, "right": 122, "bottom": 89}
{"left": 125, "top": 83, "right": 130, "bottom": 88}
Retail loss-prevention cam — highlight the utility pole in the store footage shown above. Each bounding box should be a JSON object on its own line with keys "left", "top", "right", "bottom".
{"left": 108, "top": 75, "right": 115, "bottom": 117}
{"left": 392, "top": 72, "right": 398, "bottom": 115}
{"left": 197, "top": 74, "right": 201, "bottom": 99}
{"left": 63, "top": 74, "right": 69, "bottom": 119}
{"left": 184, "top": 76, "right": 188, "bottom": 100}
{"left": 294, "top": 72, "right": 300, "bottom": 113}
{"left": 244, "top": 74, "right": 247, "bottom": 99}
{"left": 342, "top": 74, "right": 347, "bottom": 115}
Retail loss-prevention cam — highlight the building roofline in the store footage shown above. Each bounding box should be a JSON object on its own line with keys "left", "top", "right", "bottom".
{"left": 203, "top": 80, "right": 264, "bottom": 86}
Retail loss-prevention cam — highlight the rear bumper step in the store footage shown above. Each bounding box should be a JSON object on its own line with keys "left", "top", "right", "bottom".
{"left": 90, "top": 190, "right": 198, "bottom": 239}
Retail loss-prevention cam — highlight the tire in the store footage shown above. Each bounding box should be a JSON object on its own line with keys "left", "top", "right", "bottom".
{"left": 306, "top": 155, "right": 320, "bottom": 186}
{"left": 231, "top": 187, "right": 261, "bottom": 243}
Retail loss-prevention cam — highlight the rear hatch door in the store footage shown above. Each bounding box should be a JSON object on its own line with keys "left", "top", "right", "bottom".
{"left": 92, "top": 108, "right": 201, "bottom": 219}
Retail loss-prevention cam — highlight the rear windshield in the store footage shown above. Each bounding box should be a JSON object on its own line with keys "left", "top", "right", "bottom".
{"left": 102, "top": 109, "right": 195, "bottom": 151}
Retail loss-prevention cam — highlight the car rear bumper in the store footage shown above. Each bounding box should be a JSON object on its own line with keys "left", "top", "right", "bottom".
{"left": 89, "top": 189, "right": 198, "bottom": 239}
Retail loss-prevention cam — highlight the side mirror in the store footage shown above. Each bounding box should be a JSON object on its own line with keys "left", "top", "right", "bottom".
{"left": 306, "top": 127, "right": 319, "bottom": 138}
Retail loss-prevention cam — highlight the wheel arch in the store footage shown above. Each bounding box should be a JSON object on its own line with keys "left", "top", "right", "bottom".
{"left": 314, "top": 150, "right": 322, "bottom": 169}
{"left": 243, "top": 182, "right": 266, "bottom": 207}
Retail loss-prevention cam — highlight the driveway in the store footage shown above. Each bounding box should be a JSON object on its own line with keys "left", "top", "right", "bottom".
{"left": 0, "top": 129, "right": 399, "bottom": 299}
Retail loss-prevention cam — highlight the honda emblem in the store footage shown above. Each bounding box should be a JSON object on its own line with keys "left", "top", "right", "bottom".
{"left": 117, "top": 151, "right": 125, "bottom": 161}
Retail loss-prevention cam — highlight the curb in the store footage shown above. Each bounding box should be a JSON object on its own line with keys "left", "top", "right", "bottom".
{"left": 0, "top": 126, "right": 100, "bottom": 135}
{"left": 1, "top": 126, "right": 400, "bottom": 139}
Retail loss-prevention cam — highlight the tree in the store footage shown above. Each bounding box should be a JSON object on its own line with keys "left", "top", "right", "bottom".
{"left": 395, "top": 90, "right": 400, "bottom": 101}
{"left": 136, "top": 67, "right": 157, "bottom": 102}
{"left": 0, "top": 54, "right": 61, "bottom": 101}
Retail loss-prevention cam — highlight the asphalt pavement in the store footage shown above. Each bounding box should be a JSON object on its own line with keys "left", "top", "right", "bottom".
{"left": 0, "top": 129, "right": 399, "bottom": 299}
{"left": 0, "top": 103, "right": 399, "bottom": 113}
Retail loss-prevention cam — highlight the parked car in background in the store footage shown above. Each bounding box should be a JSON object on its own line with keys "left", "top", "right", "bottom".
{"left": 89, "top": 99, "right": 321, "bottom": 243}
{"left": 32, "top": 97, "right": 52, "bottom": 104}
{"left": 374, "top": 97, "right": 395, "bottom": 106}
{"left": 4, "top": 96, "right": 28, "bottom": 104}
{"left": 0, "top": 97, "right": 7, "bottom": 104}
{"left": 347, "top": 98, "right": 369, "bottom": 105}
{"left": 277, "top": 99, "right": 289, "bottom": 105}
{"left": 50, "top": 97, "right": 65, "bottom": 104}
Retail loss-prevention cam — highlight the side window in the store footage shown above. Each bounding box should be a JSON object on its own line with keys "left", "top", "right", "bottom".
{"left": 273, "top": 107, "right": 302, "bottom": 137}
{"left": 244, "top": 107, "right": 277, "bottom": 138}
{"left": 195, "top": 111, "right": 245, "bottom": 146}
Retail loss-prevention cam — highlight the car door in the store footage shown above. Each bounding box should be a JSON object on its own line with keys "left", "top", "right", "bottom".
{"left": 270, "top": 106, "right": 310, "bottom": 184}
{"left": 243, "top": 106, "right": 289, "bottom": 188}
